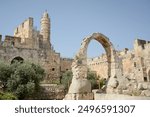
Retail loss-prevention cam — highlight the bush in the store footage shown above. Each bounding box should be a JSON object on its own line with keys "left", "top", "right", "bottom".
{"left": 0, "top": 61, "right": 12, "bottom": 90}
{"left": 99, "top": 78, "right": 106, "bottom": 89}
{"left": 0, "top": 92, "right": 17, "bottom": 100}
{"left": 87, "top": 71, "right": 99, "bottom": 89}
{"left": 61, "top": 71, "right": 73, "bottom": 92}
{"left": 0, "top": 61, "right": 45, "bottom": 99}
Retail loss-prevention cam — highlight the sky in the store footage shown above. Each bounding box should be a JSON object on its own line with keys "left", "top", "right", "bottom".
{"left": 0, "top": 0, "right": 150, "bottom": 58}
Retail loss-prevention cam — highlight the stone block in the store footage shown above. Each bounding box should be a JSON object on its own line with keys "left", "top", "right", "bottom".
{"left": 141, "top": 90, "right": 150, "bottom": 97}
{"left": 68, "top": 79, "right": 91, "bottom": 93}
{"left": 64, "top": 92, "right": 94, "bottom": 100}
{"left": 137, "top": 83, "right": 144, "bottom": 90}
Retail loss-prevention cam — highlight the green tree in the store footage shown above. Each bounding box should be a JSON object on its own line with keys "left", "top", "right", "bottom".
{"left": 0, "top": 61, "right": 12, "bottom": 90}
{"left": 0, "top": 92, "right": 17, "bottom": 100}
{"left": 0, "top": 61, "right": 45, "bottom": 99}
{"left": 61, "top": 71, "right": 73, "bottom": 92}
{"left": 87, "top": 71, "right": 99, "bottom": 89}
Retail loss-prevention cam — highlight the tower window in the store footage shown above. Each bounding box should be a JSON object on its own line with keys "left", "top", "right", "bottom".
{"left": 52, "top": 68, "right": 55, "bottom": 71}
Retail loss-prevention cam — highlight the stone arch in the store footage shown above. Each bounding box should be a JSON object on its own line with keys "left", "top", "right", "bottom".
{"left": 11, "top": 56, "right": 24, "bottom": 64}
{"left": 65, "top": 33, "right": 119, "bottom": 99}
{"left": 65, "top": 33, "right": 120, "bottom": 99}
{"left": 71, "top": 33, "right": 117, "bottom": 80}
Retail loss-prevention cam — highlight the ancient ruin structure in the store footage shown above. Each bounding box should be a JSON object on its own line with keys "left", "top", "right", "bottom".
{"left": 0, "top": 12, "right": 72, "bottom": 84}
{"left": 0, "top": 12, "right": 150, "bottom": 99}
{"left": 65, "top": 33, "right": 150, "bottom": 100}
{"left": 64, "top": 33, "right": 122, "bottom": 99}
{"left": 0, "top": 12, "right": 73, "bottom": 99}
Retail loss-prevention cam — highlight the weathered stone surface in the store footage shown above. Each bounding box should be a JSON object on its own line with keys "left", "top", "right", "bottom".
{"left": 68, "top": 79, "right": 91, "bottom": 93}
{"left": 39, "top": 84, "right": 65, "bottom": 100}
{"left": 141, "top": 90, "right": 150, "bottom": 97}
{"left": 94, "top": 94, "right": 150, "bottom": 100}
{"left": 107, "top": 77, "right": 119, "bottom": 88}
{"left": 64, "top": 93, "right": 94, "bottom": 100}
{"left": 138, "top": 83, "right": 144, "bottom": 90}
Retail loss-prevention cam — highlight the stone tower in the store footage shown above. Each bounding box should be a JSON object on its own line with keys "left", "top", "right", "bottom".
{"left": 40, "top": 11, "right": 51, "bottom": 48}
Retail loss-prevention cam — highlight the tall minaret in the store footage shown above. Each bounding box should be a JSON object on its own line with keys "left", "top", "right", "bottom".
{"left": 40, "top": 11, "right": 51, "bottom": 48}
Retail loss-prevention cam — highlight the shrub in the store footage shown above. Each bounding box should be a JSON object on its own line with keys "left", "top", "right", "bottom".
{"left": 87, "top": 71, "right": 99, "bottom": 89}
{"left": 0, "top": 92, "right": 17, "bottom": 100}
{"left": 61, "top": 71, "right": 73, "bottom": 92}
{"left": 0, "top": 61, "right": 45, "bottom": 99}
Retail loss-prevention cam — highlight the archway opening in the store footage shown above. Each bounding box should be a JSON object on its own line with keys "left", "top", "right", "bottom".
{"left": 11, "top": 56, "right": 24, "bottom": 64}
{"left": 87, "top": 39, "right": 107, "bottom": 80}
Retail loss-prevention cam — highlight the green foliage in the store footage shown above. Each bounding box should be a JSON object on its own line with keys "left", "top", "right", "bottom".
{"left": 61, "top": 71, "right": 73, "bottom": 91}
{"left": 0, "top": 61, "right": 45, "bottom": 99}
{"left": 0, "top": 62, "right": 12, "bottom": 89}
{"left": 0, "top": 92, "right": 17, "bottom": 100}
{"left": 87, "top": 71, "right": 99, "bottom": 89}
{"left": 99, "top": 78, "right": 106, "bottom": 89}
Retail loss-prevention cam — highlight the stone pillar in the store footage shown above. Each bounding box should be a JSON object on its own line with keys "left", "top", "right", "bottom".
{"left": 64, "top": 57, "right": 94, "bottom": 100}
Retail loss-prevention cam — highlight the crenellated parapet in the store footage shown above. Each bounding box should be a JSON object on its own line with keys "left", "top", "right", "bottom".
{"left": 14, "top": 17, "right": 33, "bottom": 41}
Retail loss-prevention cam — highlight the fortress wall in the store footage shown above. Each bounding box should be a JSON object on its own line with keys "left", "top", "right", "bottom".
{"left": 60, "top": 58, "right": 73, "bottom": 73}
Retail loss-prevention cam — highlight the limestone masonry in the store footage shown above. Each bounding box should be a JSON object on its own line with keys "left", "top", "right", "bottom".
{"left": 0, "top": 12, "right": 150, "bottom": 99}
{"left": 65, "top": 33, "right": 150, "bottom": 100}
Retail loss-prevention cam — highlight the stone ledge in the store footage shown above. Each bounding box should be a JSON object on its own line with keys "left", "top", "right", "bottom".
{"left": 94, "top": 93, "right": 150, "bottom": 100}
{"left": 64, "top": 92, "right": 94, "bottom": 100}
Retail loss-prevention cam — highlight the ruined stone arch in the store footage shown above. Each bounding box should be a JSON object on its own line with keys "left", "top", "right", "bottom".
{"left": 71, "top": 32, "right": 117, "bottom": 81}
{"left": 65, "top": 33, "right": 120, "bottom": 100}
{"left": 65, "top": 33, "right": 119, "bottom": 99}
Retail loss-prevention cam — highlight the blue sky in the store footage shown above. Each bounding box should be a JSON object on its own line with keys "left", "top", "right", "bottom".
{"left": 0, "top": 0, "right": 150, "bottom": 58}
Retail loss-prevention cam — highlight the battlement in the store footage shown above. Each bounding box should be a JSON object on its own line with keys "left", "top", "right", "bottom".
{"left": 14, "top": 17, "right": 33, "bottom": 40}
{"left": 134, "top": 39, "right": 150, "bottom": 50}
{"left": 61, "top": 57, "right": 73, "bottom": 61}
{"left": 3, "top": 35, "right": 21, "bottom": 47}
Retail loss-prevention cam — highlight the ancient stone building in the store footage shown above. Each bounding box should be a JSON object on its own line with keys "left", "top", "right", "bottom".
{"left": 0, "top": 11, "right": 72, "bottom": 85}
{"left": 1, "top": 12, "right": 150, "bottom": 99}
{"left": 87, "top": 39, "right": 150, "bottom": 82}
{"left": 65, "top": 32, "right": 150, "bottom": 100}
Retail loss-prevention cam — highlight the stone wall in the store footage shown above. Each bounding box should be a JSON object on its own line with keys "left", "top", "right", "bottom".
{"left": 87, "top": 55, "right": 108, "bottom": 79}
{"left": 87, "top": 39, "right": 150, "bottom": 83}
{"left": 60, "top": 58, "right": 73, "bottom": 73}
{"left": 37, "top": 84, "right": 65, "bottom": 100}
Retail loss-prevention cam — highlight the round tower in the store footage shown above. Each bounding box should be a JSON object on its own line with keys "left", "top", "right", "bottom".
{"left": 40, "top": 11, "right": 51, "bottom": 47}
